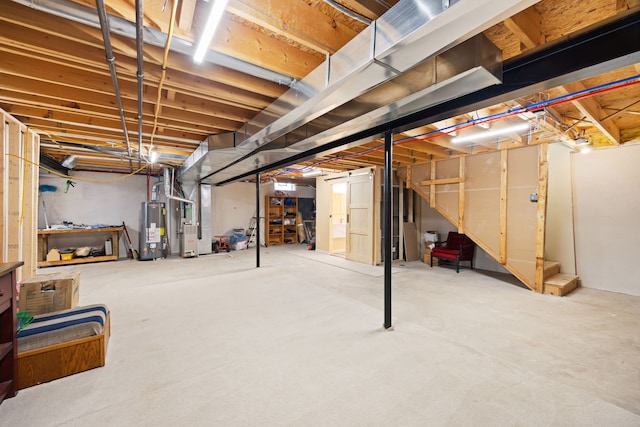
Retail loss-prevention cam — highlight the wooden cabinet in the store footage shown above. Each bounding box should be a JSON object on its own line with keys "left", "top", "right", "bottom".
{"left": 0, "top": 262, "right": 23, "bottom": 405}
{"left": 265, "top": 196, "right": 298, "bottom": 246}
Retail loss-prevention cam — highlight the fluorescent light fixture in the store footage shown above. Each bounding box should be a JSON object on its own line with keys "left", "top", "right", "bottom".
{"left": 302, "top": 168, "right": 322, "bottom": 177}
{"left": 193, "top": 0, "right": 229, "bottom": 64}
{"left": 451, "top": 122, "right": 530, "bottom": 144}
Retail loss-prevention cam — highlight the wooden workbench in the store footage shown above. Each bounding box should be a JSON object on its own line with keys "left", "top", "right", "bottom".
{"left": 37, "top": 227, "right": 123, "bottom": 268}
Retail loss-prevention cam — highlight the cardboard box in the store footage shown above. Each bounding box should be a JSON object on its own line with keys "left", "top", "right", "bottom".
{"left": 18, "top": 271, "right": 80, "bottom": 315}
{"left": 423, "top": 249, "right": 438, "bottom": 265}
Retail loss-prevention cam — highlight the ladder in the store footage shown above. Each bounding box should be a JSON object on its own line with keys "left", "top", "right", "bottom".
{"left": 247, "top": 216, "right": 263, "bottom": 247}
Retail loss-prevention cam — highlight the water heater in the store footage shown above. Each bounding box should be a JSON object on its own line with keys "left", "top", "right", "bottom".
{"left": 139, "top": 201, "right": 167, "bottom": 260}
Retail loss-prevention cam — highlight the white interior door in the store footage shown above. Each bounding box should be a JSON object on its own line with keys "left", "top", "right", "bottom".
{"left": 346, "top": 171, "right": 374, "bottom": 264}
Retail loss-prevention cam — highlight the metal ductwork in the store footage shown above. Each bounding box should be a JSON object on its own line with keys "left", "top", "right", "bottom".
{"left": 164, "top": 168, "right": 195, "bottom": 223}
{"left": 180, "top": 0, "right": 539, "bottom": 185}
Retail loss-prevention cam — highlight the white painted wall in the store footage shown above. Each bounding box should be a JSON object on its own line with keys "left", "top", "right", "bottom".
{"left": 572, "top": 144, "right": 640, "bottom": 296}
{"left": 210, "top": 181, "right": 316, "bottom": 245}
{"left": 211, "top": 182, "right": 257, "bottom": 237}
{"left": 38, "top": 171, "right": 147, "bottom": 258}
{"left": 419, "top": 198, "right": 508, "bottom": 273}
{"left": 546, "top": 143, "right": 576, "bottom": 274}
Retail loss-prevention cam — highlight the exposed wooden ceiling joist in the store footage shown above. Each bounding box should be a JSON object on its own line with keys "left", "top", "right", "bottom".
{"left": 0, "top": 0, "right": 637, "bottom": 176}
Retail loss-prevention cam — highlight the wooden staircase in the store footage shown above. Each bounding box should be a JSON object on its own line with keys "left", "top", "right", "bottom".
{"left": 396, "top": 149, "right": 580, "bottom": 296}
{"left": 543, "top": 261, "right": 580, "bottom": 296}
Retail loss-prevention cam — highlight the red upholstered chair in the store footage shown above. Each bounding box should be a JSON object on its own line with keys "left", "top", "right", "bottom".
{"left": 430, "top": 232, "right": 475, "bottom": 273}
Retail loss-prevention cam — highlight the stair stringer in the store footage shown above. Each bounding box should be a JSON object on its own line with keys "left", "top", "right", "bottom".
{"left": 411, "top": 178, "right": 535, "bottom": 291}
{"left": 398, "top": 147, "right": 538, "bottom": 291}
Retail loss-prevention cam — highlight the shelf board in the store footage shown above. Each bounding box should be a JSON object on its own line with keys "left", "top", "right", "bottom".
{"left": 37, "top": 255, "right": 118, "bottom": 268}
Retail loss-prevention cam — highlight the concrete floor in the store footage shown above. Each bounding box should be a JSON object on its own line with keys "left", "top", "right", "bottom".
{"left": 1, "top": 245, "right": 639, "bottom": 426}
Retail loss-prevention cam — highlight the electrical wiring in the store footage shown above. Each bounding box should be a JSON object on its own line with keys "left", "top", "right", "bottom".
{"left": 148, "top": 0, "right": 179, "bottom": 154}
{"left": 287, "top": 72, "right": 640, "bottom": 173}
{"left": 5, "top": 153, "right": 149, "bottom": 183}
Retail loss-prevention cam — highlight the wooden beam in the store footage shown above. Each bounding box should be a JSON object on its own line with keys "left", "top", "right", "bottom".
{"left": 0, "top": 4, "right": 288, "bottom": 98}
{"left": 206, "top": 16, "right": 323, "bottom": 80}
{"left": 0, "top": 116, "right": 6, "bottom": 262}
{"left": 499, "top": 149, "right": 508, "bottom": 264}
{"left": 227, "top": 0, "right": 358, "bottom": 54}
{"left": 560, "top": 82, "right": 621, "bottom": 144}
{"left": 0, "top": 51, "right": 275, "bottom": 111}
{"left": 534, "top": 143, "right": 549, "bottom": 294}
{"left": 22, "top": 128, "right": 39, "bottom": 279}
{"left": 400, "top": 126, "right": 473, "bottom": 155}
{"left": 178, "top": 0, "right": 197, "bottom": 32}
{"left": 419, "top": 177, "right": 464, "bottom": 186}
{"left": 3, "top": 103, "right": 239, "bottom": 136}
{"left": 503, "top": 7, "right": 543, "bottom": 49}
{"left": 7, "top": 121, "right": 22, "bottom": 273}
{"left": 336, "top": 0, "right": 392, "bottom": 20}
{"left": 617, "top": 0, "right": 640, "bottom": 10}
{"left": 11, "top": 117, "right": 205, "bottom": 147}
{"left": 0, "top": 82, "right": 260, "bottom": 126}
{"left": 6, "top": 105, "right": 228, "bottom": 139}
{"left": 429, "top": 160, "right": 436, "bottom": 207}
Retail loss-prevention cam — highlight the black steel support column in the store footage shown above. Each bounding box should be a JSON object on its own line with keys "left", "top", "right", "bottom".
{"left": 256, "top": 172, "right": 260, "bottom": 268}
{"left": 383, "top": 131, "right": 393, "bottom": 329}
{"left": 255, "top": 172, "right": 260, "bottom": 268}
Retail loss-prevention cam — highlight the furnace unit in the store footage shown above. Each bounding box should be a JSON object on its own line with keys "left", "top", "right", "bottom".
{"left": 180, "top": 224, "right": 198, "bottom": 258}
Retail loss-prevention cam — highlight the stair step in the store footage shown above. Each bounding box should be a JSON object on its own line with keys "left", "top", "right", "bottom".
{"left": 543, "top": 261, "right": 561, "bottom": 280}
{"left": 544, "top": 273, "right": 579, "bottom": 297}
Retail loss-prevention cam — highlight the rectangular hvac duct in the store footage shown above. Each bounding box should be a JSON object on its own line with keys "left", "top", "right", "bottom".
{"left": 180, "top": 0, "right": 539, "bottom": 185}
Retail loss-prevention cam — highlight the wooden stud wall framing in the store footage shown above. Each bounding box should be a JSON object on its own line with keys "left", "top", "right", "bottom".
{"left": 499, "top": 150, "right": 508, "bottom": 264}
{"left": 0, "top": 119, "right": 6, "bottom": 263}
{"left": 1, "top": 107, "right": 40, "bottom": 281}
{"left": 429, "top": 160, "right": 436, "bottom": 207}
{"left": 398, "top": 144, "right": 544, "bottom": 292}
{"left": 7, "top": 121, "right": 23, "bottom": 268}
{"left": 534, "top": 143, "right": 549, "bottom": 293}
{"left": 396, "top": 162, "right": 430, "bottom": 203}
{"left": 22, "top": 129, "right": 39, "bottom": 278}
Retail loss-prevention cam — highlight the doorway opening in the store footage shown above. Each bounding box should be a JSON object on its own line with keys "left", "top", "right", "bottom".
{"left": 329, "top": 182, "right": 347, "bottom": 257}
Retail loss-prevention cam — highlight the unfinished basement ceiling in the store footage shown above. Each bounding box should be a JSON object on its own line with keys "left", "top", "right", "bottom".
{"left": 0, "top": 0, "right": 639, "bottom": 179}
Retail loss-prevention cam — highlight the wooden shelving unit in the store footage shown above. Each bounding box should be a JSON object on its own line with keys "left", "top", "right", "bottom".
{"left": 37, "top": 227, "right": 122, "bottom": 268}
{"left": 265, "top": 196, "right": 297, "bottom": 246}
{"left": 0, "top": 262, "right": 23, "bottom": 405}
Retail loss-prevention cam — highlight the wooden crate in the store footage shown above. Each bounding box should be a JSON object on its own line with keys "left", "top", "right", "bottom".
{"left": 17, "top": 312, "right": 110, "bottom": 390}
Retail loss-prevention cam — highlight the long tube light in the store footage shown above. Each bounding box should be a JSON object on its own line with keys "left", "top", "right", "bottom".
{"left": 193, "top": 0, "right": 229, "bottom": 64}
{"left": 451, "top": 122, "right": 530, "bottom": 144}
{"left": 302, "top": 168, "right": 322, "bottom": 177}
